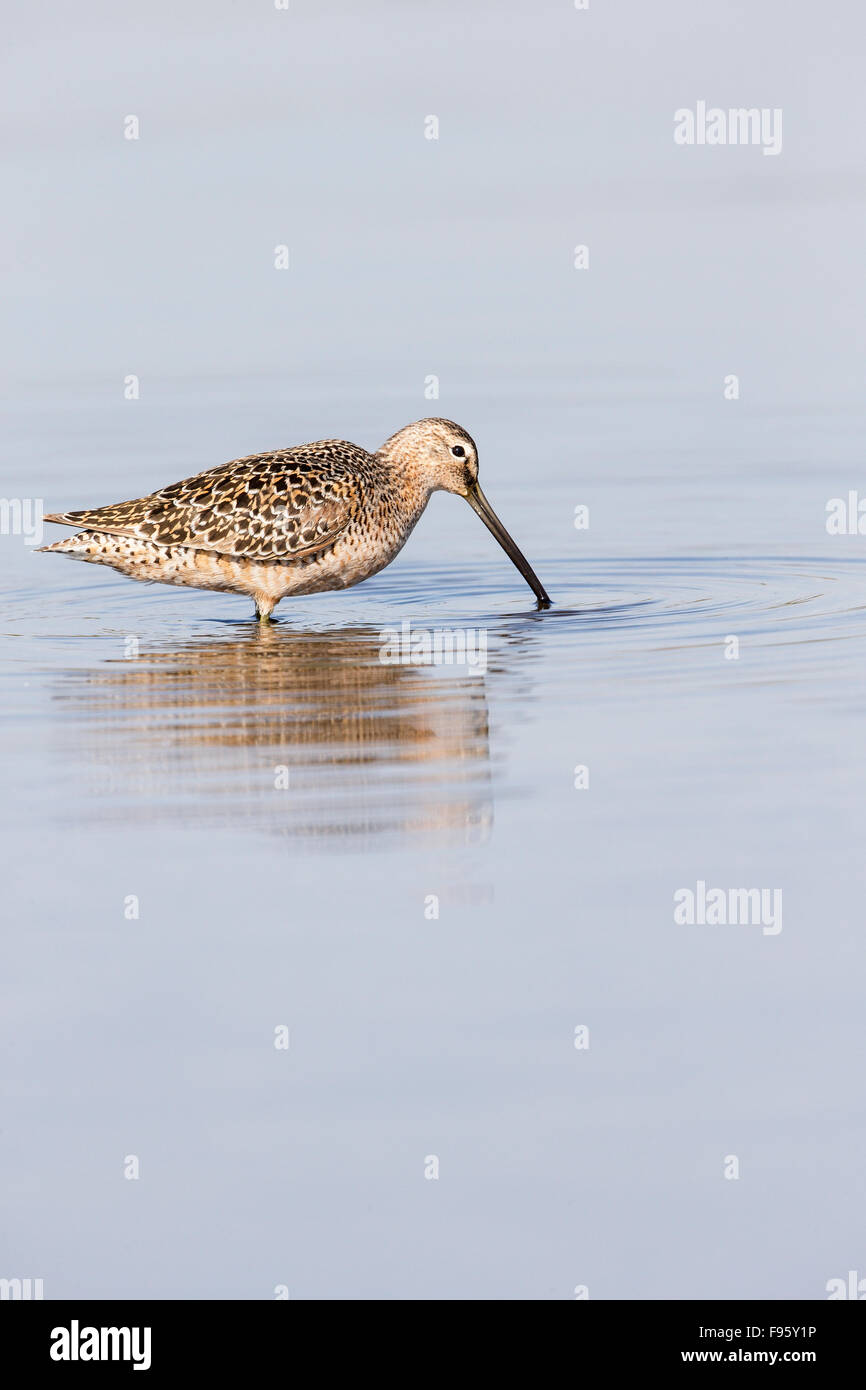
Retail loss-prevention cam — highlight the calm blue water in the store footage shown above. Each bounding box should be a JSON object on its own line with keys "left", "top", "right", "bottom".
{"left": 3, "top": 0, "right": 866, "bottom": 1300}
{"left": 3, "top": 377, "right": 865, "bottom": 1299}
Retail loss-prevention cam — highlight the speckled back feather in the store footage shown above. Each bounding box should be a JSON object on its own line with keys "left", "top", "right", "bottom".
{"left": 45, "top": 441, "right": 370, "bottom": 561}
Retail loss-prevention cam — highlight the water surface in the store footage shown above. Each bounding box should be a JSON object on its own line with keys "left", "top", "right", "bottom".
{"left": 3, "top": 0, "right": 866, "bottom": 1301}
{"left": 2, "top": 377, "right": 865, "bottom": 1300}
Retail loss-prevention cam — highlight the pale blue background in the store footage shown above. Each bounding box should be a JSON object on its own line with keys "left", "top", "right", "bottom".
{"left": 1, "top": 0, "right": 865, "bottom": 1299}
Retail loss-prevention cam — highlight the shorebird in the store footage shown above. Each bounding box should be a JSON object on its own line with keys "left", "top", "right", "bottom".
{"left": 39, "top": 418, "right": 551, "bottom": 619}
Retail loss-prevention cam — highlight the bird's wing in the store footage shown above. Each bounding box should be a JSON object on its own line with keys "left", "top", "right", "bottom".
{"left": 44, "top": 444, "right": 364, "bottom": 561}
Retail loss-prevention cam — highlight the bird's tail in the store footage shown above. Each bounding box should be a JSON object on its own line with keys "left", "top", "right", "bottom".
{"left": 43, "top": 510, "right": 92, "bottom": 526}
{"left": 36, "top": 531, "right": 99, "bottom": 557}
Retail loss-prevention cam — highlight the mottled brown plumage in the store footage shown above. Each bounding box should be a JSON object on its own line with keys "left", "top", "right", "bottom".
{"left": 46, "top": 440, "right": 365, "bottom": 560}
{"left": 40, "top": 418, "right": 551, "bottom": 618}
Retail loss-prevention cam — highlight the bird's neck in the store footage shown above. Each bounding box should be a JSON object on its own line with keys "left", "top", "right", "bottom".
{"left": 374, "top": 443, "right": 436, "bottom": 511}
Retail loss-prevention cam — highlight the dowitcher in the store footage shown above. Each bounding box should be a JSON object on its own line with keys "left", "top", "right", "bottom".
{"left": 40, "top": 418, "right": 551, "bottom": 619}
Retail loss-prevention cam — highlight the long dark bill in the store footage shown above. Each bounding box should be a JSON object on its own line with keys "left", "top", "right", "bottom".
{"left": 466, "top": 483, "right": 551, "bottom": 609}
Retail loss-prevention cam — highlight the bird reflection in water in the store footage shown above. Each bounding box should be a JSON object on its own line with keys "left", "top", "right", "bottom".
{"left": 54, "top": 622, "right": 494, "bottom": 846}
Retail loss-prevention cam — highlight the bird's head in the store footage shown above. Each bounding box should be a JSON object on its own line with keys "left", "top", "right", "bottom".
{"left": 379, "top": 418, "right": 551, "bottom": 608}
{"left": 379, "top": 417, "right": 479, "bottom": 497}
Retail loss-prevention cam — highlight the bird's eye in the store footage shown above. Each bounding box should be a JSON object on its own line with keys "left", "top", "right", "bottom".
{"left": 451, "top": 445, "right": 465, "bottom": 458}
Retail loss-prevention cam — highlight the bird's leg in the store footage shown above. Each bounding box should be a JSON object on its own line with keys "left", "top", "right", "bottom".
{"left": 254, "top": 593, "right": 276, "bottom": 622}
